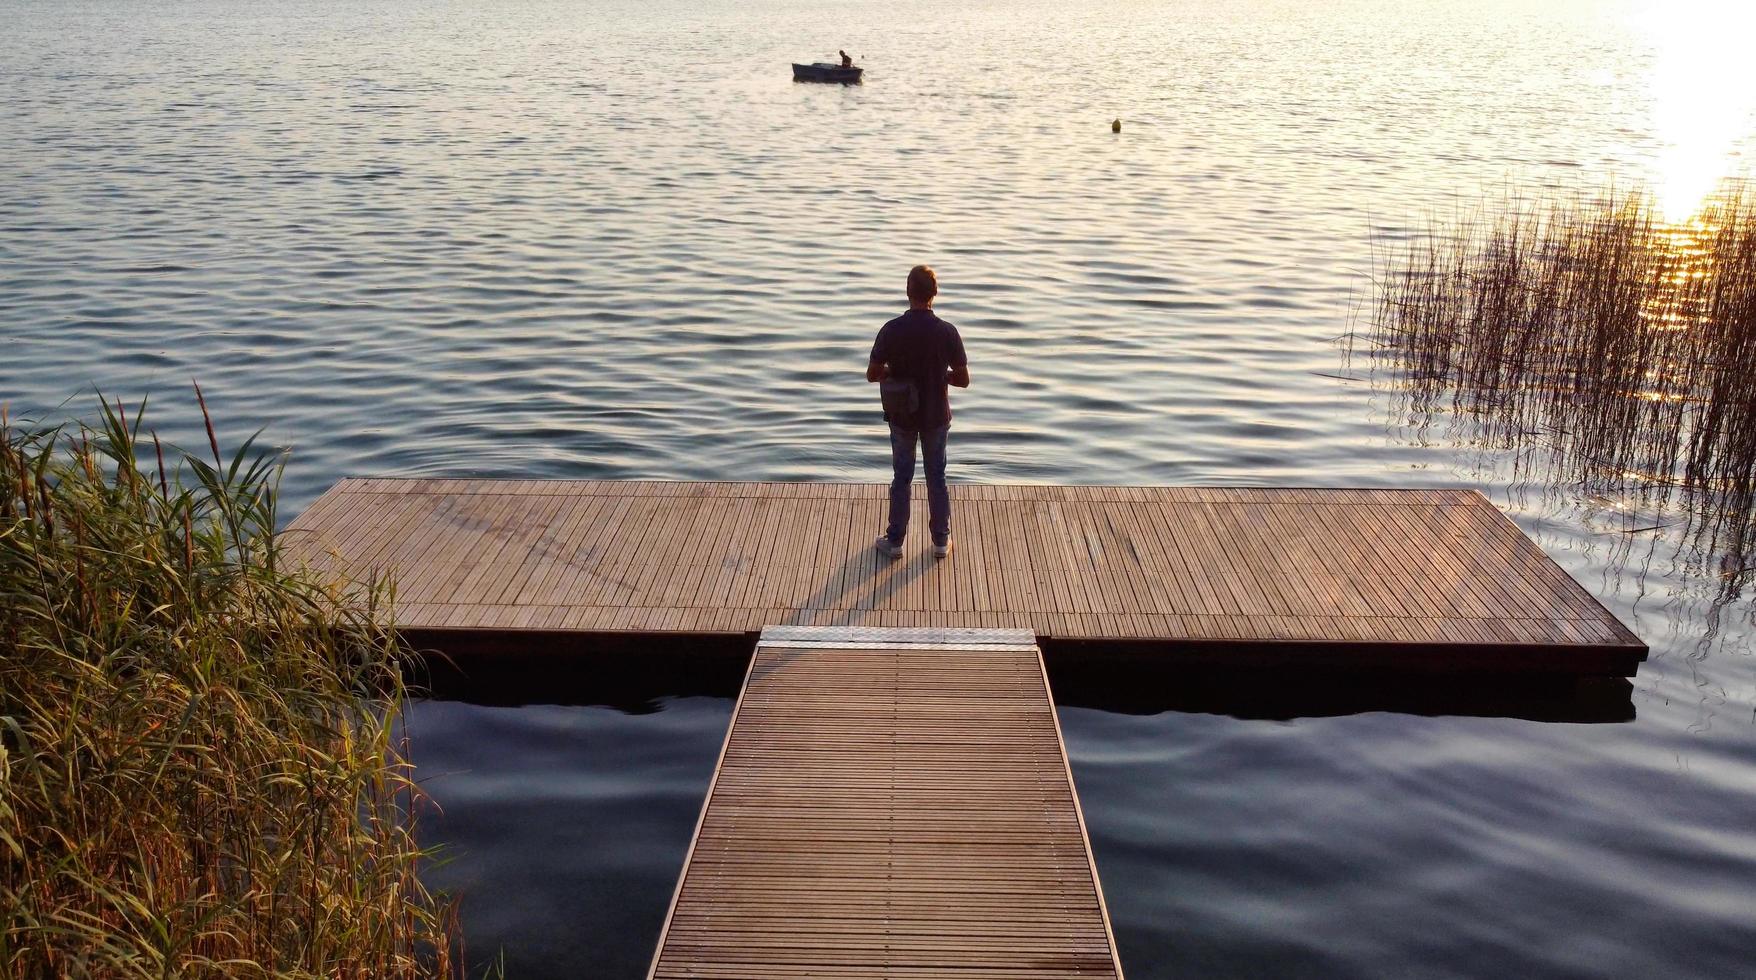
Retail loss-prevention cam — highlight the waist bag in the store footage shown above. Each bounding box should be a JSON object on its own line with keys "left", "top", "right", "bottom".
{"left": 879, "top": 377, "right": 920, "bottom": 429}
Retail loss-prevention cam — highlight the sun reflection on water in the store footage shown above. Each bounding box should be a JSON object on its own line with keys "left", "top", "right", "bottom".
{"left": 1639, "top": 217, "right": 1715, "bottom": 336}
{"left": 1641, "top": 0, "right": 1756, "bottom": 221}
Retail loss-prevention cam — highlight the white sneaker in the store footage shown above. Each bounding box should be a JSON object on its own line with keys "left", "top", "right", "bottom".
{"left": 875, "top": 535, "right": 903, "bottom": 560}
{"left": 933, "top": 537, "right": 952, "bottom": 559}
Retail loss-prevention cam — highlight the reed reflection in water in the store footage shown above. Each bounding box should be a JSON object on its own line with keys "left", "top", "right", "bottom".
{"left": 1365, "top": 181, "right": 1756, "bottom": 610}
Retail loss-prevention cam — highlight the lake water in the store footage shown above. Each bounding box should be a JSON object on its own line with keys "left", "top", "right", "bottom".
{"left": 4, "top": 0, "right": 1754, "bottom": 976}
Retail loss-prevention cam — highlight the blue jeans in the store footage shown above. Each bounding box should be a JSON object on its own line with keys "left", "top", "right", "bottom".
{"left": 886, "top": 423, "right": 949, "bottom": 544}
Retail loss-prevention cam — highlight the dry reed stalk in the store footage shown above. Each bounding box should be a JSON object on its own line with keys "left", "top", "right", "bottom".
{"left": 0, "top": 392, "right": 475, "bottom": 979}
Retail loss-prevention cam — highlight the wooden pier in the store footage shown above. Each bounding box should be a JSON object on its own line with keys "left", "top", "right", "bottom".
{"left": 648, "top": 626, "right": 1122, "bottom": 979}
{"left": 283, "top": 477, "right": 1647, "bottom": 976}
{"left": 285, "top": 479, "right": 1646, "bottom": 674}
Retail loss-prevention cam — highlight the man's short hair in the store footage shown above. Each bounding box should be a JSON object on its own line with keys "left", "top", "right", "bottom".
{"left": 907, "top": 264, "right": 938, "bottom": 303}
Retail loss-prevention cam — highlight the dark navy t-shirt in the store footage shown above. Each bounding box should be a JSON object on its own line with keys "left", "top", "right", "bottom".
{"left": 869, "top": 308, "right": 967, "bottom": 430}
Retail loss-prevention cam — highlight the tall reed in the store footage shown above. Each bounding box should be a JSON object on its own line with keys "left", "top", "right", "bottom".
{"left": 0, "top": 393, "right": 464, "bottom": 978}
{"left": 1365, "top": 181, "right": 1756, "bottom": 589}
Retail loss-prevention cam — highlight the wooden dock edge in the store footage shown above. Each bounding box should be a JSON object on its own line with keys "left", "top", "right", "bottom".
{"left": 395, "top": 627, "right": 1646, "bottom": 677}
{"left": 1032, "top": 631, "right": 1126, "bottom": 977}
{"left": 645, "top": 632, "right": 761, "bottom": 980}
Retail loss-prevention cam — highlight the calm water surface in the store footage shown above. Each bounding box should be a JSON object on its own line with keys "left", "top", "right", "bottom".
{"left": 4, "top": 0, "right": 1754, "bottom": 976}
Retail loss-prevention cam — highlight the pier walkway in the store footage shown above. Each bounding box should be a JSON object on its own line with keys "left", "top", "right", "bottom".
{"left": 285, "top": 479, "right": 1646, "bottom": 673}
{"left": 648, "top": 626, "right": 1122, "bottom": 979}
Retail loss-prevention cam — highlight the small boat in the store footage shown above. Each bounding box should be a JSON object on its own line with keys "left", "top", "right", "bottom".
{"left": 792, "top": 62, "right": 863, "bottom": 84}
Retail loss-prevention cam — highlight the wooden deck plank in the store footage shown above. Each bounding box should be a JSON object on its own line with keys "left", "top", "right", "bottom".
{"left": 283, "top": 479, "right": 1647, "bottom": 672}
{"left": 648, "top": 627, "right": 1122, "bottom": 980}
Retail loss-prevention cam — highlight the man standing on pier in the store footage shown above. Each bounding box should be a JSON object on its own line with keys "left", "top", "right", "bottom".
{"left": 868, "top": 264, "right": 969, "bottom": 560}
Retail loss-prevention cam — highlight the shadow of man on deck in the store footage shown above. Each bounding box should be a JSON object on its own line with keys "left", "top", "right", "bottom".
{"left": 743, "top": 541, "right": 942, "bottom": 679}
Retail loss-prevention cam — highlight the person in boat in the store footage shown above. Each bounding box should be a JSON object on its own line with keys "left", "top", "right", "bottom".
{"left": 839, "top": 49, "right": 853, "bottom": 69}
{"left": 868, "top": 265, "right": 969, "bottom": 560}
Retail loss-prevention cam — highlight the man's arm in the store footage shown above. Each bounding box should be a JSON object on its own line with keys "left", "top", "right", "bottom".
{"left": 868, "top": 324, "right": 891, "bottom": 382}
{"left": 947, "top": 324, "right": 969, "bottom": 388}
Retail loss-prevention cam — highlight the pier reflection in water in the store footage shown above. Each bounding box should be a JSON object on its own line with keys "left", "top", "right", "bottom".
{"left": 413, "top": 645, "right": 1636, "bottom": 724}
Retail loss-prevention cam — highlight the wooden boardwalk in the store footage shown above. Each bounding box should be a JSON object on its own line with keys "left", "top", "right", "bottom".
{"left": 649, "top": 626, "right": 1122, "bottom": 979}
{"left": 284, "top": 479, "right": 1646, "bottom": 673}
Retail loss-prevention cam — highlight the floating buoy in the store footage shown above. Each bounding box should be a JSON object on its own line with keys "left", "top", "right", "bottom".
{"left": 1111, "top": 118, "right": 1121, "bottom": 133}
